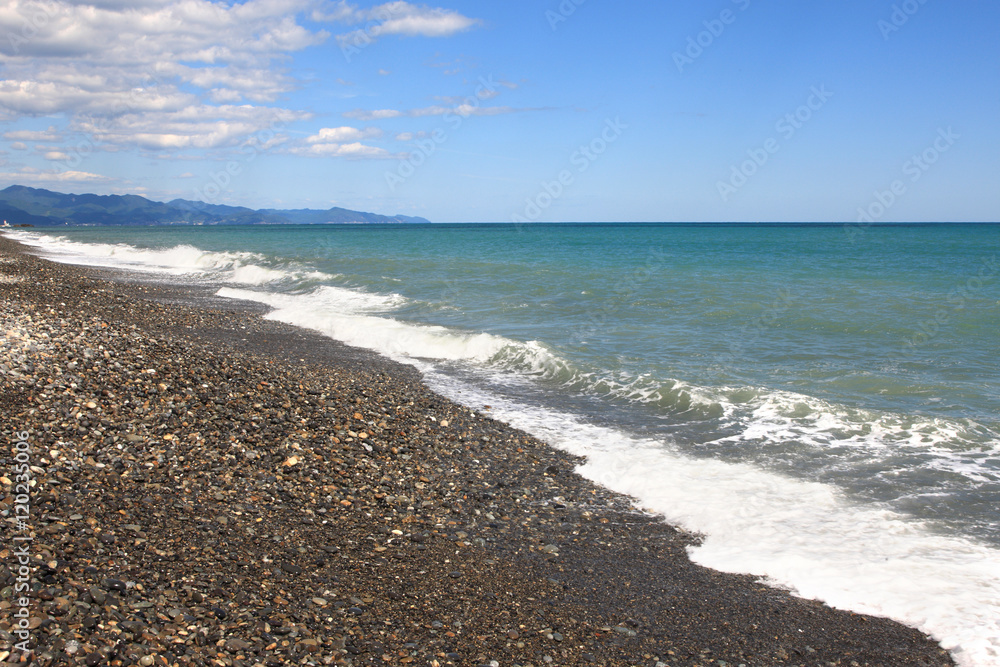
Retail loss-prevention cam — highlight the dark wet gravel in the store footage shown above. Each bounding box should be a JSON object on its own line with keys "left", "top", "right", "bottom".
{"left": 0, "top": 236, "right": 954, "bottom": 666}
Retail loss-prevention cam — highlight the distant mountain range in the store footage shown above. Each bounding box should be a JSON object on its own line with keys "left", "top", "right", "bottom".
{"left": 0, "top": 185, "right": 430, "bottom": 226}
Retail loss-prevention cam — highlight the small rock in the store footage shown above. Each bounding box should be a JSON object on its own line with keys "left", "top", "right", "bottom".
{"left": 299, "top": 638, "right": 321, "bottom": 652}
{"left": 225, "top": 639, "right": 251, "bottom": 652}
{"left": 103, "top": 578, "right": 126, "bottom": 593}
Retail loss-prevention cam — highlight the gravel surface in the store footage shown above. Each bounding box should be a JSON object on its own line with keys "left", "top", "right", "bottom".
{"left": 0, "top": 235, "right": 955, "bottom": 667}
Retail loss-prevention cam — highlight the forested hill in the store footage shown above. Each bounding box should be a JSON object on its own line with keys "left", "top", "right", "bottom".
{"left": 0, "top": 185, "right": 430, "bottom": 227}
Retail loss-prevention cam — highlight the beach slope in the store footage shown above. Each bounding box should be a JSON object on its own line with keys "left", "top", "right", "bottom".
{"left": 0, "top": 236, "right": 953, "bottom": 666}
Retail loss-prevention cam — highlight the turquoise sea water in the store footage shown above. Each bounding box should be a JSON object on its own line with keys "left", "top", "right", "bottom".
{"left": 7, "top": 223, "right": 1000, "bottom": 665}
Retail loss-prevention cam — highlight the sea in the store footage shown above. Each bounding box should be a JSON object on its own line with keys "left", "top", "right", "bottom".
{"left": 5, "top": 222, "right": 999, "bottom": 666}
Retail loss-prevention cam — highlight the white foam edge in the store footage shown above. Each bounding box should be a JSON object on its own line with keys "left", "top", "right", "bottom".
{"left": 213, "top": 283, "right": 1000, "bottom": 667}
{"left": 418, "top": 370, "right": 1000, "bottom": 667}
{"left": 3, "top": 229, "right": 332, "bottom": 284}
{"left": 216, "top": 286, "right": 510, "bottom": 362}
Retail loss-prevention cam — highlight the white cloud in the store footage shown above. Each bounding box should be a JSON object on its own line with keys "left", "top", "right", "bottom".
{"left": 0, "top": 0, "right": 487, "bottom": 171}
{"left": 168, "top": 65, "right": 293, "bottom": 103}
{"left": 0, "top": 0, "right": 327, "bottom": 154}
{"left": 64, "top": 0, "right": 175, "bottom": 8}
{"left": 208, "top": 89, "right": 244, "bottom": 104}
{"left": 0, "top": 79, "right": 197, "bottom": 115}
{"left": 290, "top": 125, "right": 393, "bottom": 159}
{"left": 345, "top": 104, "right": 522, "bottom": 121}
{"left": 328, "top": 1, "right": 480, "bottom": 47}
{"left": 306, "top": 126, "right": 382, "bottom": 143}
{"left": 456, "top": 104, "right": 517, "bottom": 117}
{"left": 0, "top": 1, "right": 327, "bottom": 65}
{"left": 0, "top": 167, "right": 112, "bottom": 183}
{"left": 73, "top": 104, "right": 310, "bottom": 150}
{"left": 3, "top": 126, "right": 63, "bottom": 142}
{"left": 343, "top": 108, "right": 404, "bottom": 120}
{"left": 311, "top": 1, "right": 364, "bottom": 23}
{"left": 394, "top": 130, "right": 433, "bottom": 141}
{"left": 374, "top": 2, "right": 480, "bottom": 37}
{"left": 290, "top": 141, "right": 395, "bottom": 159}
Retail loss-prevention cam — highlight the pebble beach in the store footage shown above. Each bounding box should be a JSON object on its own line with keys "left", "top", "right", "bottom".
{"left": 0, "top": 235, "right": 955, "bottom": 667}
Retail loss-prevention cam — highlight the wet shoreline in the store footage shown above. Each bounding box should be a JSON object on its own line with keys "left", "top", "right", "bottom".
{"left": 0, "top": 235, "right": 954, "bottom": 666}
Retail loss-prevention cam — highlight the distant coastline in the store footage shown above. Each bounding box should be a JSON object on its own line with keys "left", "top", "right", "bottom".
{"left": 0, "top": 184, "right": 430, "bottom": 227}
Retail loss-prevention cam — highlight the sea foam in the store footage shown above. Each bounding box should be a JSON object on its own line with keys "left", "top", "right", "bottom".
{"left": 215, "top": 283, "right": 1000, "bottom": 667}
{"left": 9, "top": 227, "right": 1000, "bottom": 666}
{"left": 5, "top": 230, "right": 333, "bottom": 285}
{"left": 417, "top": 370, "right": 1000, "bottom": 667}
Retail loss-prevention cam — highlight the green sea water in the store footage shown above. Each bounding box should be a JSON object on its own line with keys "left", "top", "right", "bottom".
{"left": 15, "top": 222, "right": 1000, "bottom": 532}
{"left": 8, "top": 222, "right": 1000, "bottom": 664}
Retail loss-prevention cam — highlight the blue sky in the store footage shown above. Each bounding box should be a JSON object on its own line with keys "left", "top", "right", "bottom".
{"left": 1, "top": 0, "right": 998, "bottom": 222}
